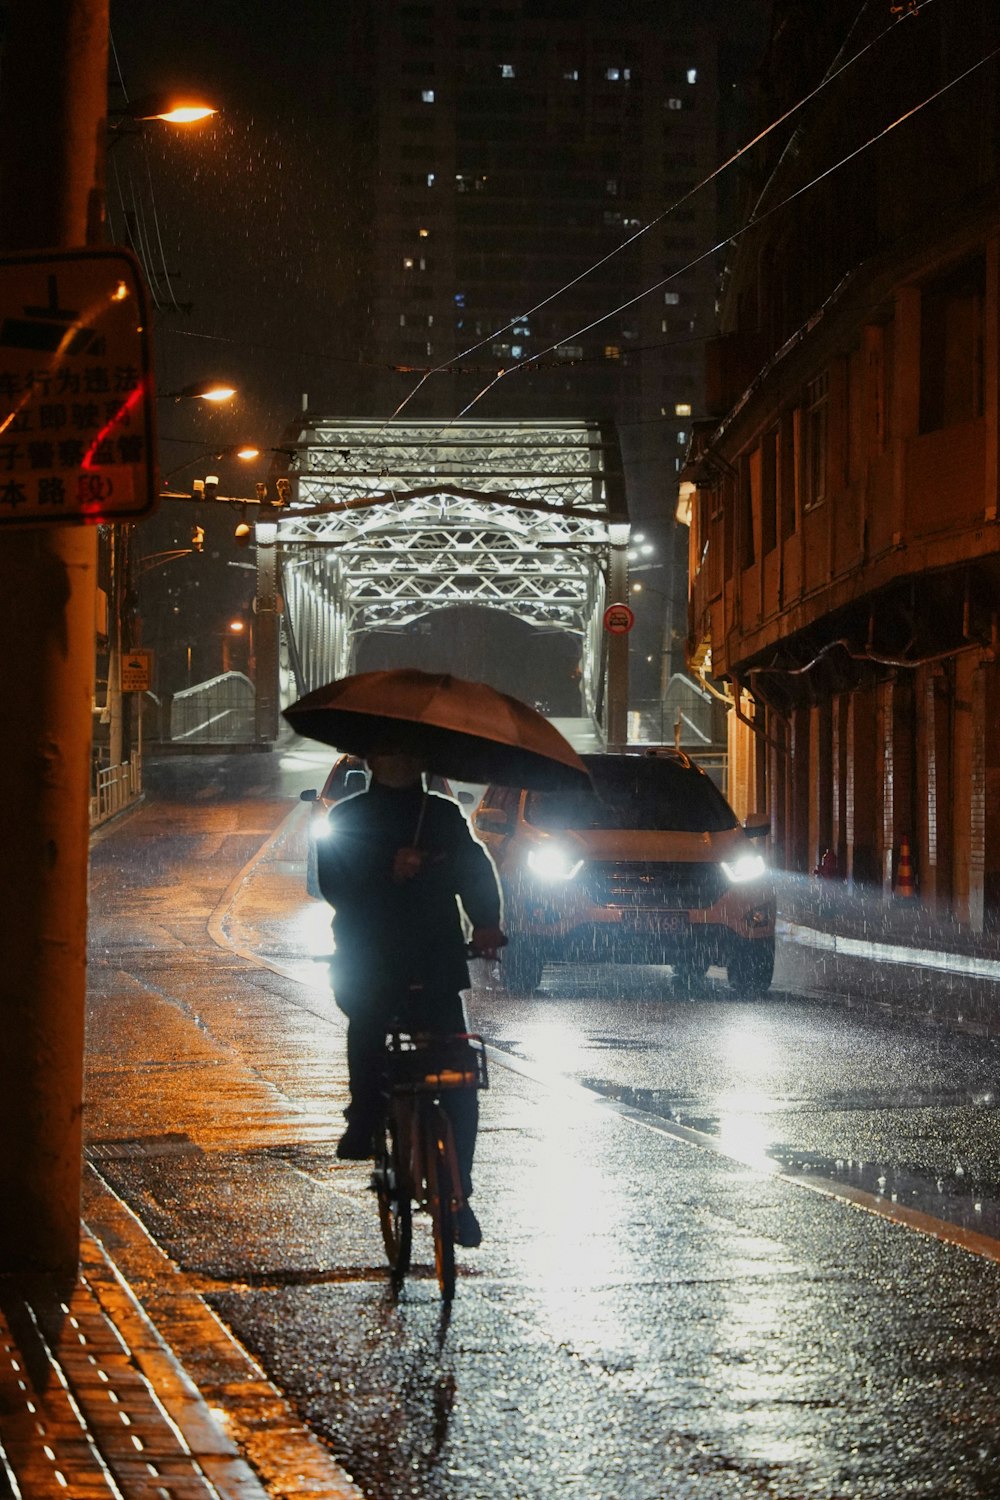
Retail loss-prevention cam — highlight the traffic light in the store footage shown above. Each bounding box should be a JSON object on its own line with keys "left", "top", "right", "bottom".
{"left": 190, "top": 525, "right": 205, "bottom": 552}
{"left": 234, "top": 520, "right": 253, "bottom": 546}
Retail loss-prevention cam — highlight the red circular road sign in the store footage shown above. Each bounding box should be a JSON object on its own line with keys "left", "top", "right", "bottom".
{"left": 603, "top": 603, "right": 635, "bottom": 635}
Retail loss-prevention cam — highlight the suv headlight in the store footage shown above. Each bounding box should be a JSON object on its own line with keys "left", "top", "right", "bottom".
{"left": 527, "top": 844, "right": 584, "bottom": 881}
{"left": 310, "top": 814, "right": 332, "bottom": 843}
{"left": 721, "top": 852, "right": 766, "bottom": 883}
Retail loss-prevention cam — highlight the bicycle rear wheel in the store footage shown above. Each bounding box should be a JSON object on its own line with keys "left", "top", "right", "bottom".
{"left": 425, "top": 1111, "right": 456, "bottom": 1302}
{"left": 375, "top": 1119, "right": 412, "bottom": 1282}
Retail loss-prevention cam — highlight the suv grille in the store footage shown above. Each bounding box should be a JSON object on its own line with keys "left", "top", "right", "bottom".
{"left": 583, "top": 861, "right": 728, "bottom": 912}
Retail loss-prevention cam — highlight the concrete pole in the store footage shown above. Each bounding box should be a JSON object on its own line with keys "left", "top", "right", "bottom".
{"left": 0, "top": 1, "right": 108, "bottom": 1273}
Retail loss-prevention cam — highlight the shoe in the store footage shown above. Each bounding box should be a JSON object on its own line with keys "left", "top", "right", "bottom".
{"left": 454, "top": 1204, "right": 482, "bottom": 1248}
{"left": 336, "top": 1125, "right": 373, "bottom": 1160}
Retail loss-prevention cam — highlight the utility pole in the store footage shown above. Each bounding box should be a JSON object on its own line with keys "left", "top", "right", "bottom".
{"left": 0, "top": 2, "right": 109, "bottom": 1272}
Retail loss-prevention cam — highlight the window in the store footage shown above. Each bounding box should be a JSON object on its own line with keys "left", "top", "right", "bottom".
{"left": 919, "top": 257, "right": 985, "bottom": 433}
{"left": 761, "top": 427, "right": 778, "bottom": 555}
{"left": 676, "top": 430, "right": 687, "bottom": 445}
{"left": 739, "top": 456, "right": 755, "bottom": 569}
{"left": 802, "top": 373, "right": 829, "bottom": 510}
{"left": 556, "top": 344, "right": 583, "bottom": 361}
{"left": 686, "top": 68, "right": 697, "bottom": 84}
{"left": 403, "top": 257, "right": 415, "bottom": 269}
{"left": 418, "top": 227, "right": 429, "bottom": 237}
{"left": 563, "top": 69, "right": 579, "bottom": 81}
{"left": 664, "top": 291, "right": 680, "bottom": 305}
{"left": 500, "top": 63, "right": 515, "bottom": 78}
{"left": 667, "top": 97, "right": 683, "bottom": 110}
{"left": 675, "top": 402, "right": 691, "bottom": 416}
{"left": 426, "top": 172, "right": 436, "bottom": 186}
{"left": 421, "top": 89, "right": 435, "bottom": 103}
{"left": 604, "top": 345, "right": 621, "bottom": 360}
{"left": 779, "top": 411, "right": 796, "bottom": 540}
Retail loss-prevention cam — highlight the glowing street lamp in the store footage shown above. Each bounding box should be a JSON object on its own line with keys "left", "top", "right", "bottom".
{"left": 116, "top": 93, "right": 218, "bottom": 126}
{"left": 161, "top": 380, "right": 236, "bottom": 403}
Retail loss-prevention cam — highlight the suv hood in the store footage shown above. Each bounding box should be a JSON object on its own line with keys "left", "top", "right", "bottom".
{"left": 534, "top": 825, "right": 753, "bottom": 863}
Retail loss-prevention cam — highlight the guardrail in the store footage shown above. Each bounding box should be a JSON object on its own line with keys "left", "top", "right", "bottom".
{"left": 90, "top": 751, "right": 142, "bottom": 828}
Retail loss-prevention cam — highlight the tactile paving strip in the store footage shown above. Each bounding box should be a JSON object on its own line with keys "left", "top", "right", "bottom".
{"left": 0, "top": 1273, "right": 226, "bottom": 1499}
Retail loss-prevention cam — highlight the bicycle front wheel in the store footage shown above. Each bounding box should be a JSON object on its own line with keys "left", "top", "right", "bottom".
{"left": 425, "top": 1115, "right": 456, "bottom": 1302}
{"left": 375, "top": 1119, "right": 412, "bottom": 1282}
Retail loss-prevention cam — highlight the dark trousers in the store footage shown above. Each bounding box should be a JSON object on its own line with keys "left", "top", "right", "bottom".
{"left": 344, "top": 985, "right": 478, "bottom": 1195}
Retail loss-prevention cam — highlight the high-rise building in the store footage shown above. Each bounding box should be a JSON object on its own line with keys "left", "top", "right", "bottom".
{"left": 329, "top": 0, "right": 724, "bottom": 696}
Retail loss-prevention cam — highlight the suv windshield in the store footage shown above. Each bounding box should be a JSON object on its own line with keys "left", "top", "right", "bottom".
{"left": 523, "top": 755, "right": 740, "bottom": 834}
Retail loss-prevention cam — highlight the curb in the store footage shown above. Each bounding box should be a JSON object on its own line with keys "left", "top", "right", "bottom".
{"left": 779, "top": 918, "right": 1000, "bottom": 982}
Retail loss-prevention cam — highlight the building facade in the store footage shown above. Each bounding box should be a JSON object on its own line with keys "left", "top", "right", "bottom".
{"left": 682, "top": 0, "right": 1000, "bottom": 926}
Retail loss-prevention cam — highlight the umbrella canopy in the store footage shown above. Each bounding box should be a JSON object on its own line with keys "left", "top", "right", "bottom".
{"left": 284, "top": 669, "right": 590, "bottom": 789}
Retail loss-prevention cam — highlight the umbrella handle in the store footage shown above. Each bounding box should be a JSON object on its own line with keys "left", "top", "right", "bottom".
{"left": 413, "top": 790, "right": 428, "bottom": 848}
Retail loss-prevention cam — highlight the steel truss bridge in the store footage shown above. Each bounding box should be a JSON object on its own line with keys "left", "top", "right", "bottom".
{"left": 253, "top": 419, "right": 631, "bottom": 746}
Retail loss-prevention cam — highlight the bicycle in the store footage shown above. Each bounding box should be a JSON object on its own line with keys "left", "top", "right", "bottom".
{"left": 371, "top": 1030, "right": 489, "bottom": 1302}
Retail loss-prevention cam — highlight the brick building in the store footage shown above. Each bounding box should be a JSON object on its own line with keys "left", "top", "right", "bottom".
{"left": 681, "top": 0, "right": 1000, "bottom": 927}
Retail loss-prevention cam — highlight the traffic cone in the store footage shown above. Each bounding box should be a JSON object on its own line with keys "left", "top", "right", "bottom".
{"left": 894, "top": 835, "right": 916, "bottom": 899}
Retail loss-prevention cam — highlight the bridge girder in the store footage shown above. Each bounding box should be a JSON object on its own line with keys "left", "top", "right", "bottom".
{"left": 257, "top": 420, "right": 630, "bottom": 744}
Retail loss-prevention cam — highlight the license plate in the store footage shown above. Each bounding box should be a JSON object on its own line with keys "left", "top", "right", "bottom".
{"left": 618, "top": 909, "right": 688, "bottom": 933}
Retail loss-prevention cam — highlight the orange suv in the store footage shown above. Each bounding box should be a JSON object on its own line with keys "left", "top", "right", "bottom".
{"left": 472, "top": 749, "right": 774, "bottom": 995}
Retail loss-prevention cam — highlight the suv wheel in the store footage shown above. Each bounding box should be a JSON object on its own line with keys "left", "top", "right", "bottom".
{"left": 727, "top": 941, "right": 774, "bottom": 998}
{"left": 499, "top": 940, "right": 545, "bottom": 994}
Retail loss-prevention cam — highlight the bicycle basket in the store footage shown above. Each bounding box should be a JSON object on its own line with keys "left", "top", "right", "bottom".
{"left": 387, "top": 1033, "right": 489, "bottom": 1092}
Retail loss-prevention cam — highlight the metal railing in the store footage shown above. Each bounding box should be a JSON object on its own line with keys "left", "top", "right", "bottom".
{"left": 90, "top": 751, "right": 142, "bottom": 828}
{"left": 168, "top": 671, "right": 256, "bottom": 744}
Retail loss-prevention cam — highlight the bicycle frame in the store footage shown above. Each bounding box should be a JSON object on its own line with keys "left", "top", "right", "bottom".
{"left": 373, "top": 1032, "right": 488, "bottom": 1301}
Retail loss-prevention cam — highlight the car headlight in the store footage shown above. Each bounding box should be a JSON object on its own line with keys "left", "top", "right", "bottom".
{"left": 309, "top": 816, "right": 332, "bottom": 843}
{"left": 527, "top": 844, "right": 584, "bottom": 881}
{"left": 721, "top": 852, "right": 767, "bottom": 883}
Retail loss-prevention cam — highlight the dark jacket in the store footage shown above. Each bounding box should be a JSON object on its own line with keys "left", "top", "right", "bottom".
{"left": 317, "top": 783, "right": 502, "bottom": 1014}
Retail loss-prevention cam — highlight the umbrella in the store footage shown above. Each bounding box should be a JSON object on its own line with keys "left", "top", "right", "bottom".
{"left": 283, "top": 668, "right": 590, "bottom": 789}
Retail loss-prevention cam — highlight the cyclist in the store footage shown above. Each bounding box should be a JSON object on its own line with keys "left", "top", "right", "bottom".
{"left": 316, "top": 745, "right": 506, "bottom": 1247}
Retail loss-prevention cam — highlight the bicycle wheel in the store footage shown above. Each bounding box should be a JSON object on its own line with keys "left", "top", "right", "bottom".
{"left": 424, "top": 1111, "right": 456, "bottom": 1302}
{"left": 375, "top": 1118, "right": 412, "bottom": 1281}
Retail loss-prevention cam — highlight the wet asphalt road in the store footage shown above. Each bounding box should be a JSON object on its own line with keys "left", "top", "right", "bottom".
{"left": 84, "top": 747, "right": 1000, "bottom": 1499}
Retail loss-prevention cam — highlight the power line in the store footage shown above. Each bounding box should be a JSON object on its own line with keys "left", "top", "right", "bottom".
{"left": 447, "top": 37, "right": 1000, "bottom": 425}
{"left": 381, "top": 0, "right": 938, "bottom": 429}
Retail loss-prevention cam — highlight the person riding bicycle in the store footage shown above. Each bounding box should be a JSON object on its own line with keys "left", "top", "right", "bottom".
{"left": 316, "top": 745, "right": 506, "bottom": 1247}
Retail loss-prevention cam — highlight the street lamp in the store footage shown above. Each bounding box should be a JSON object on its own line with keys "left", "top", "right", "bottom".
{"left": 160, "top": 380, "right": 237, "bottom": 403}
{"left": 109, "top": 94, "right": 218, "bottom": 134}
{"left": 162, "top": 445, "right": 261, "bottom": 485}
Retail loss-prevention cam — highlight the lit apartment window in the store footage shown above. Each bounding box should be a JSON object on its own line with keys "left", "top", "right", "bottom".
{"left": 500, "top": 63, "right": 515, "bottom": 78}
{"left": 664, "top": 291, "right": 680, "bottom": 304}
{"left": 400, "top": 314, "right": 407, "bottom": 326}
{"left": 418, "top": 227, "right": 429, "bottom": 237}
{"left": 686, "top": 68, "right": 697, "bottom": 84}
{"left": 426, "top": 172, "right": 436, "bottom": 186}
{"left": 422, "top": 89, "right": 435, "bottom": 103}
{"left": 676, "top": 430, "right": 687, "bottom": 444}
{"left": 667, "top": 97, "right": 683, "bottom": 110}
{"left": 606, "top": 67, "right": 620, "bottom": 80}
{"left": 556, "top": 344, "right": 583, "bottom": 360}
{"left": 403, "top": 257, "right": 415, "bottom": 269}
{"left": 511, "top": 344, "right": 523, "bottom": 358}
{"left": 563, "top": 69, "right": 579, "bottom": 81}
{"left": 606, "top": 178, "right": 619, "bottom": 196}
{"left": 675, "top": 402, "right": 691, "bottom": 416}
{"left": 604, "top": 345, "right": 621, "bottom": 360}
{"left": 427, "top": 314, "right": 434, "bottom": 326}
